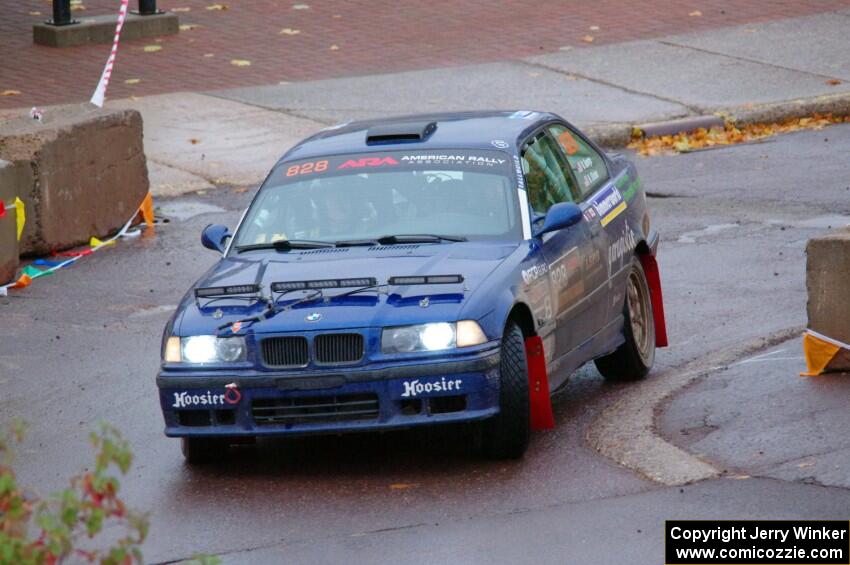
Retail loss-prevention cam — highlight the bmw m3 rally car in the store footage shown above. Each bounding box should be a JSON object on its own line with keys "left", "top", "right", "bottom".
{"left": 157, "top": 110, "right": 668, "bottom": 463}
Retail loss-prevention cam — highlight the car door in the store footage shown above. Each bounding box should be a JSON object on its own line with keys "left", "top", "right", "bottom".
{"left": 521, "top": 129, "right": 598, "bottom": 365}
{"left": 547, "top": 123, "right": 618, "bottom": 331}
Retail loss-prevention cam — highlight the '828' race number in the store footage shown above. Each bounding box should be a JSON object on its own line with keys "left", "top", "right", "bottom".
{"left": 287, "top": 160, "right": 328, "bottom": 177}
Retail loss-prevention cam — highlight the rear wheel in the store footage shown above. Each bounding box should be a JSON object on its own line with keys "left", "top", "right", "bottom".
{"left": 481, "top": 322, "right": 530, "bottom": 459}
{"left": 595, "top": 257, "right": 655, "bottom": 381}
{"left": 181, "top": 437, "right": 228, "bottom": 464}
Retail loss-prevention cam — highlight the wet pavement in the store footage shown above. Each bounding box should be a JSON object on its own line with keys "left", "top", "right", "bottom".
{"left": 2, "top": 124, "right": 849, "bottom": 563}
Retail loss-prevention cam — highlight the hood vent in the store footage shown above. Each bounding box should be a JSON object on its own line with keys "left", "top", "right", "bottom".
{"left": 298, "top": 248, "right": 349, "bottom": 255}
{"left": 368, "top": 244, "right": 421, "bottom": 252}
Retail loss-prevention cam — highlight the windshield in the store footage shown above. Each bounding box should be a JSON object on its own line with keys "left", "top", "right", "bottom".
{"left": 231, "top": 149, "right": 522, "bottom": 249}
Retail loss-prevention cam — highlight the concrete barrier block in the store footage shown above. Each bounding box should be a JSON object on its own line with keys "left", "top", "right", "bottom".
{"left": 0, "top": 160, "right": 25, "bottom": 284}
{"left": 806, "top": 227, "right": 850, "bottom": 370}
{"left": 33, "top": 13, "right": 179, "bottom": 48}
{"left": 0, "top": 104, "right": 149, "bottom": 256}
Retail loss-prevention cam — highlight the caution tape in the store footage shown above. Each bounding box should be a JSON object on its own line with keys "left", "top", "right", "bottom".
{"left": 90, "top": 0, "right": 130, "bottom": 108}
{"left": 0, "top": 192, "right": 154, "bottom": 297}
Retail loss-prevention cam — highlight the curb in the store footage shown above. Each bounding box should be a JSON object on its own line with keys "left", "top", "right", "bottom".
{"left": 586, "top": 326, "right": 804, "bottom": 486}
{"left": 588, "top": 91, "right": 850, "bottom": 149}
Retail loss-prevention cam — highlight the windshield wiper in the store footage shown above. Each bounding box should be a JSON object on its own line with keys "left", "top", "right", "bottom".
{"left": 376, "top": 234, "right": 467, "bottom": 245}
{"left": 235, "top": 240, "right": 334, "bottom": 253}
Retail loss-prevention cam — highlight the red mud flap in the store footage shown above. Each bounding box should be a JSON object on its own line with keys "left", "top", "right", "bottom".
{"left": 639, "top": 253, "right": 669, "bottom": 347}
{"left": 525, "top": 336, "right": 554, "bottom": 431}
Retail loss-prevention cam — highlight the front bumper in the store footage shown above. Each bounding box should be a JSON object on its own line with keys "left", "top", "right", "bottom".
{"left": 157, "top": 347, "right": 501, "bottom": 438}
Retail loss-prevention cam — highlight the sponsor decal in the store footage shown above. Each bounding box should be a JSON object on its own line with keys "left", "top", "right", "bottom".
{"left": 173, "top": 385, "right": 242, "bottom": 409}
{"left": 608, "top": 221, "right": 637, "bottom": 273}
{"left": 521, "top": 263, "right": 548, "bottom": 285}
{"left": 231, "top": 321, "right": 243, "bottom": 333}
{"left": 491, "top": 139, "right": 509, "bottom": 149}
{"left": 400, "top": 377, "right": 463, "bottom": 398}
{"left": 591, "top": 185, "right": 627, "bottom": 227}
{"left": 513, "top": 155, "right": 525, "bottom": 190}
{"left": 399, "top": 155, "right": 505, "bottom": 166}
{"left": 582, "top": 205, "right": 598, "bottom": 222}
{"left": 173, "top": 390, "right": 226, "bottom": 408}
{"left": 337, "top": 156, "right": 399, "bottom": 169}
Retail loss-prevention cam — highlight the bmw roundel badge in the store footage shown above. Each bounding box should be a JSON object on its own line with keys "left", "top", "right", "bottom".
{"left": 305, "top": 312, "right": 322, "bottom": 322}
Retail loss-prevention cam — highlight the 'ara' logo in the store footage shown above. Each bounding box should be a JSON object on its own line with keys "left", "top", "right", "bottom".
{"left": 337, "top": 157, "right": 399, "bottom": 169}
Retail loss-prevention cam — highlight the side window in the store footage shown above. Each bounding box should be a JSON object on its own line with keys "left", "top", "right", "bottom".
{"left": 549, "top": 124, "right": 609, "bottom": 197}
{"left": 521, "top": 133, "right": 577, "bottom": 216}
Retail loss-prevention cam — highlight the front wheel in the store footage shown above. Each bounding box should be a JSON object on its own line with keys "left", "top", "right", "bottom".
{"left": 595, "top": 257, "right": 655, "bottom": 381}
{"left": 481, "top": 322, "right": 530, "bottom": 459}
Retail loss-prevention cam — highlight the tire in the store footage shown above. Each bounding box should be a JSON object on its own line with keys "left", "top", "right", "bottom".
{"left": 481, "top": 321, "right": 530, "bottom": 459}
{"left": 595, "top": 257, "right": 656, "bottom": 381}
{"left": 181, "top": 437, "right": 228, "bottom": 464}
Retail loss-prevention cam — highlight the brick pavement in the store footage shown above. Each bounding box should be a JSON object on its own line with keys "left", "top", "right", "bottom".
{"left": 2, "top": 0, "right": 850, "bottom": 109}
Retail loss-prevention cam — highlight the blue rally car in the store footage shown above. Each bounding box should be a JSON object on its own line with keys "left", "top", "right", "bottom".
{"left": 158, "top": 110, "right": 668, "bottom": 463}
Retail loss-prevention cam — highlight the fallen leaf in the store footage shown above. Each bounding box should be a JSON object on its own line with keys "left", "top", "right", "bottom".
{"left": 581, "top": 35, "right": 594, "bottom": 43}
{"left": 589, "top": 25, "right": 599, "bottom": 31}
{"left": 70, "top": 0, "right": 86, "bottom": 11}
{"left": 179, "top": 24, "right": 200, "bottom": 31}
{"left": 279, "top": 27, "right": 301, "bottom": 35}
{"left": 189, "top": 138, "right": 201, "bottom": 144}
{"left": 527, "top": 71, "right": 541, "bottom": 77}
{"left": 171, "top": 7, "right": 191, "bottom": 12}
{"left": 143, "top": 45, "right": 162, "bottom": 52}
{"left": 329, "top": 44, "right": 339, "bottom": 50}
{"left": 124, "top": 78, "right": 141, "bottom": 84}
{"left": 826, "top": 79, "right": 842, "bottom": 86}
{"left": 389, "top": 483, "right": 418, "bottom": 490}
{"left": 0, "top": 90, "right": 21, "bottom": 96}
{"left": 203, "top": 53, "right": 215, "bottom": 57}
{"left": 232, "top": 186, "right": 249, "bottom": 193}
{"left": 559, "top": 45, "right": 573, "bottom": 51}
{"left": 292, "top": 3, "right": 310, "bottom": 9}
{"left": 689, "top": 10, "right": 702, "bottom": 16}
{"left": 206, "top": 3, "right": 228, "bottom": 10}
{"left": 743, "top": 28, "right": 757, "bottom": 33}
{"left": 230, "top": 59, "right": 251, "bottom": 66}
{"left": 332, "top": 14, "right": 342, "bottom": 18}
{"left": 29, "top": 11, "right": 42, "bottom": 16}
{"left": 731, "top": 474, "right": 750, "bottom": 480}
{"left": 797, "top": 461, "right": 814, "bottom": 468}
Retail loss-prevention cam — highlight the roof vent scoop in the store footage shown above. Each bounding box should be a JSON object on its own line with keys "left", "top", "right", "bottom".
{"left": 366, "top": 121, "right": 437, "bottom": 145}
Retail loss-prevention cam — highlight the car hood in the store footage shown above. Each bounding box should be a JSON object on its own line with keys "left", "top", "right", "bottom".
{"left": 174, "top": 242, "right": 518, "bottom": 335}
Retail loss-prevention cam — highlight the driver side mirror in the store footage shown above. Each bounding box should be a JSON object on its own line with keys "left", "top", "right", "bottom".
{"left": 201, "top": 224, "right": 231, "bottom": 253}
{"left": 534, "top": 202, "right": 583, "bottom": 237}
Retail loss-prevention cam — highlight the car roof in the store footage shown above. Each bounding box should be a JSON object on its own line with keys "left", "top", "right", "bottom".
{"left": 277, "top": 110, "right": 562, "bottom": 163}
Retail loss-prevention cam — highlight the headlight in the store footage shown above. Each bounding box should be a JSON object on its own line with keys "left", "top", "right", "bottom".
{"left": 164, "top": 335, "right": 247, "bottom": 363}
{"left": 381, "top": 321, "right": 487, "bottom": 354}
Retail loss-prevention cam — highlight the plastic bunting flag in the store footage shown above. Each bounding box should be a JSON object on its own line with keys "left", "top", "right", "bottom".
{"left": 89, "top": 236, "right": 116, "bottom": 248}
{"left": 140, "top": 192, "right": 155, "bottom": 228}
{"left": 0, "top": 198, "right": 25, "bottom": 239}
{"left": 14, "top": 197, "right": 24, "bottom": 240}
{"left": 0, "top": 192, "right": 153, "bottom": 296}
{"left": 21, "top": 265, "right": 52, "bottom": 279}
{"left": 801, "top": 329, "right": 850, "bottom": 376}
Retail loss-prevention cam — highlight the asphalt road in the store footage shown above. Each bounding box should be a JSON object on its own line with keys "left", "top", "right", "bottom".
{"left": 2, "top": 124, "right": 849, "bottom": 564}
